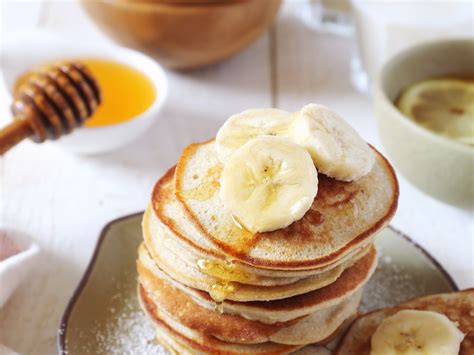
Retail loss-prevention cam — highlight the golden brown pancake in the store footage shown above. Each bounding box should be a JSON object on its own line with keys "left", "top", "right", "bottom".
{"left": 152, "top": 167, "right": 372, "bottom": 279}
{"left": 138, "top": 283, "right": 303, "bottom": 354}
{"left": 335, "top": 289, "right": 474, "bottom": 355}
{"left": 145, "top": 204, "right": 342, "bottom": 288}
{"left": 174, "top": 140, "right": 398, "bottom": 269}
{"left": 138, "top": 243, "right": 377, "bottom": 323}
{"left": 138, "top": 253, "right": 362, "bottom": 345}
{"left": 138, "top": 258, "right": 301, "bottom": 344}
{"left": 142, "top": 206, "right": 367, "bottom": 302}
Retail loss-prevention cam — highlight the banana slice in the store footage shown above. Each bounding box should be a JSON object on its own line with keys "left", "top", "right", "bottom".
{"left": 370, "top": 309, "right": 465, "bottom": 355}
{"left": 216, "top": 108, "right": 293, "bottom": 162}
{"left": 289, "top": 104, "right": 374, "bottom": 181}
{"left": 219, "top": 136, "right": 318, "bottom": 233}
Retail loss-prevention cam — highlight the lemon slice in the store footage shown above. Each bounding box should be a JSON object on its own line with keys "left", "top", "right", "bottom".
{"left": 397, "top": 78, "right": 474, "bottom": 146}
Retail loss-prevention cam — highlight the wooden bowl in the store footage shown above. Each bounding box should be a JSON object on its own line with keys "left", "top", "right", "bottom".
{"left": 81, "top": 0, "right": 281, "bottom": 70}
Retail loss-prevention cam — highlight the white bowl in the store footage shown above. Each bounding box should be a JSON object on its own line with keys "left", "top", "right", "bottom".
{"left": 1, "top": 29, "right": 168, "bottom": 154}
{"left": 374, "top": 39, "right": 474, "bottom": 209}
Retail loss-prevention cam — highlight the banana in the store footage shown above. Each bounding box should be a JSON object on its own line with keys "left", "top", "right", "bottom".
{"left": 219, "top": 136, "right": 318, "bottom": 233}
{"left": 216, "top": 108, "right": 294, "bottom": 162}
{"left": 289, "top": 104, "right": 374, "bottom": 181}
{"left": 216, "top": 104, "right": 374, "bottom": 182}
{"left": 370, "top": 309, "right": 465, "bottom": 355}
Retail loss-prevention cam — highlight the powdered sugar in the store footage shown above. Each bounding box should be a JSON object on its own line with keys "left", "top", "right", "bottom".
{"left": 91, "top": 300, "right": 164, "bottom": 355}
{"left": 70, "top": 270, "right": 166, "bottom": 355}
{"left": 360, "top": 239, "right": 451, "bottom": 313}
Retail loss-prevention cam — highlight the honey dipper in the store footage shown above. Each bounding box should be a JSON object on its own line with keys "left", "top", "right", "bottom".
{"left": 0, "top": 62, "right": 101, "bottom": 155}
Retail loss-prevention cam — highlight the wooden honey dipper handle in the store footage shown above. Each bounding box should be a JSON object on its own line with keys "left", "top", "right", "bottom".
{"left": 0, "top": 120, "right": 33, "bottom": 155}
{"left": 0, "top": 61, "right": 101, "bottom": 155}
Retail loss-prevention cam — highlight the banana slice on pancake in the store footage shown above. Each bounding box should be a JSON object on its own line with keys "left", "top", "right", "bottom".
{"left": 219, "top": 136, "right": 318, "bottom": 233}
{"left": 370, "top": 309, "right": 464, "bottom": 355}
{"left": 289, "top": 104, "right": 374, "bottom": 181}
{"left": 216, "top": 104, "right": 374, "bottom": 182}
{"left": 216, "top": 108, "right": 293, "bottom": 162}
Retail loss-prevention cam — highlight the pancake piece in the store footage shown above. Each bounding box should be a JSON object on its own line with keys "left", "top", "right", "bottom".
{"left": 175, "top": 140, "right": 398, "bottom": 269}
{"left": 335, "top": 289, "right": 474, "bottom": 355}
{"left": 138, "top": 243, "right": 377, "bottom": 323}
{"left": 153, "top": 167, "right": 371, "bottom": 279}
{"left": 138, "top": 283, "right": 303, "bottom": 354}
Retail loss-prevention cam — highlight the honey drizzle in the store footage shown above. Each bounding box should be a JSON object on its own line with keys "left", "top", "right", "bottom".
{"left": 183, "top": 165, "right": 222, "bottom": 201}
{"left": 197, "top": 259, "right": 257, "bottom": 283}
{"left": 214, "top": 302, "right": 225, "bottom": 315}
{"left": 208, "top": 281, "right": 237, "bottom": 303}
{"left": 200, "top": 206, "right": 261, "bottom": 305}
{"left": 214, "top": 216, "right": 258, "bottom": 255}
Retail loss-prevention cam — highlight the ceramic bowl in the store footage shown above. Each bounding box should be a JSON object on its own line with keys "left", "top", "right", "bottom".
{"left": 375, "top": 39, "right": 474, "bottom": 209}
{"left": 81, "top": 0, "right": 281, "bottom": 70}
{"left": 1, "top": 30, "right": 168, "bottom": 155}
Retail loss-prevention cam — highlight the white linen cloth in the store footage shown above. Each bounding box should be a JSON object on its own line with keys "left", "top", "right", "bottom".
{"left": 0, "top": 228, "right": 39, "bottom": 352}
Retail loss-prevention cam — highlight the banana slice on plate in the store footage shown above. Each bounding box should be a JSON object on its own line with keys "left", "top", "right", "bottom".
{"left": 370, "top": 309, "right": 465, "bottom": 355}
{"left": 219, "top": 136, "right": 318, "bottom": 233}
{"left": 289, "top": 104, "right": 374, "bottom": 181}
{"left": 216, "top": 108, "right": 293, "bottom": 161}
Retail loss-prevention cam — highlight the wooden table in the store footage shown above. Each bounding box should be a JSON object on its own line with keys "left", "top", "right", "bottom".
{"left": 0, "top": 1, "right": 472, "bottom": 354}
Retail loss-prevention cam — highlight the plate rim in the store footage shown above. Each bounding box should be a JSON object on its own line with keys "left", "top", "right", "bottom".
{"left": 56, "top": 212, "right": 459, "bottom": 354}
{"left": 57, "top": 211, "right": 144, "bottom": 355}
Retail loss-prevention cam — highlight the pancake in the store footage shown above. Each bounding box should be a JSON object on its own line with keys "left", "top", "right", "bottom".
{"left": 268, "top": 290, "right": 361, "bottom": 345}
{"left": 138, "top": 256, "right": 301, "bottom": 344}
{"left": 152, "top": 167, "right": 372, "bottom": 279}
{"left": 174, "top": 140, "right": 398, "bottom": 269}
{"left": 292, "top": 313, "right": 359, "bottom": 354}
{"left": 138, "top": 243, "right": 377, "bottom": 323}
{"left": 138, "top": 251, "right": 362, "bottom": 345}
{"left": 138, "top": 283, "right": 302, "bottom": 354}
{"left": 335, "top": 289, "right": 474, "bottom": 355}
{"left": 146, "top": 204, "right": 305, "bottom": 287}
{"left": 143, "top": 207, "right": 371, "bottom": 302}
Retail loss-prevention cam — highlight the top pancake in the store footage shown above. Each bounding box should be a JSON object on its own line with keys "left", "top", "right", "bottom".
{"left": 152, "top": 167, "right": 371, "bottom": 278}
{"left": 174, "top": 139, "right": 398, "bottom": 269}
{"left": 335, "top": 289, "right": 474, "bottom": 355}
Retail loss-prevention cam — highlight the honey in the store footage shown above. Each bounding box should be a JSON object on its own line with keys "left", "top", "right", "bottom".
{"left": 209, "top": 281, "right": 237, "bottom": 303}
{"left": 197, "top": 258, "right": 258, "bottom": 284}
{"left": 183, "top": 165, "right": 223, "bottom": 201}
{"left": 14, "top": 58, "right": 156, "bottom": 128}
{"left": 183, "top": 164, "right": 258, "bottom": 254}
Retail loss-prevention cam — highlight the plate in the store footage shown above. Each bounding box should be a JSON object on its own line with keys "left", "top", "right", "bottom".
{"left": 57, "top": 213, "right": 458, "bottom": 354}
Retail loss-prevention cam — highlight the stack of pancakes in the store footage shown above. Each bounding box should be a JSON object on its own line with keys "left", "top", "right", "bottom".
{"left": 137, "top": 140, "right": 398, "bottom": 354}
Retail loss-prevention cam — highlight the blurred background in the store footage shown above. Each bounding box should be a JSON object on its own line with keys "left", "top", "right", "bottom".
{"left": 0, "top": 0, "right": 473, "bottom": 354}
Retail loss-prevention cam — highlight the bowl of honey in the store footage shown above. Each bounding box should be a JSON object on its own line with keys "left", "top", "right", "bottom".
{"left": 375, "top": 38, "right": 473, "bottom": 209}
{"left": 1, "top": 30, "right": 168, "bottom": 154}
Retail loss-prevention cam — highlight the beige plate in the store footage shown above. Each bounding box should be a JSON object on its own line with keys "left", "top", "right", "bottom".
{"left": 57, "top": 212, "right": 457, "bottom": 354}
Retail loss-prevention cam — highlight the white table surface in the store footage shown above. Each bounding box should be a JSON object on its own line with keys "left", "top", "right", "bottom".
{"left": 0, "top": 1, "right": 472, "bottom": 354}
